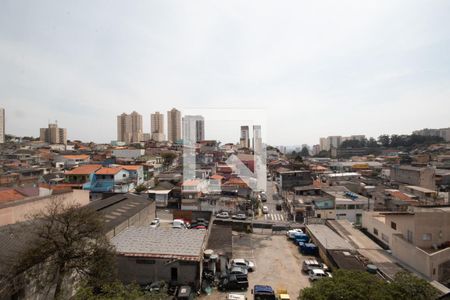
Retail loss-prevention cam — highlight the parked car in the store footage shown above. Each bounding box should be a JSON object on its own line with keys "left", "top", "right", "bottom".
{"left": 260, "top": 192, "right": 267, "bottom": 202}
{"left": 150, "top": 218, "right": 160, "bottom": 228}
{"left": 230, "top": 258, "right": 256, "bottom": 272}
{"left": 191, "top": 225, "right": 207, "bottom": 230}
{"left": 172, "top": 219, "right": 187, "bottom": 229}
{"left": 262, "top": 206, "right": 269, "bottom": 214}
{"left": 286, "top": 229, "right": 303, "bottom": 239}
{"left": 219, "top": 274, "right": 249, "bottom": 291}
{"left": 216, "top": 211, "right": 230, "bottom": 219}
{"left": 308, "top": 269, "right": 332, "bottom": 281}
{"left": 293, "top": 233, "right": 309, "bottom": 244}
{"left": 229, "top": 266, "right": 248, "bottom": 275}
{"left": 298, "top": 242, "right": 318, "bottom": 255}
{"left": 275, "top": 203, "right": 282, "bottom": 211}
{"left": 232, "top": 214, "right": 247, "bottom": 220}
{"left": 302, "top": 259, "right": 327, "bottom": 273}
{"left": 252, "top": 285, "right": 276, "bottom": 300}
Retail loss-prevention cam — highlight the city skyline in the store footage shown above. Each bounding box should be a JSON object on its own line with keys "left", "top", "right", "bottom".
{"left": 1, "top": 1, "right": 450, "bottom": 144}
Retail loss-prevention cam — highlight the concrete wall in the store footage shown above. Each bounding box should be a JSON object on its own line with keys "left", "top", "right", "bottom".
{"left": 0, "top": 189, "right": 90, "bottom": 226}
{"left": 106, "top": 201, "right": 155, "bottom": 239}
{"left": 116, "top": 256, "right": 199, "bottom": 286}
{"left": 391, "top": 233, "right": 450, "bottom": 281}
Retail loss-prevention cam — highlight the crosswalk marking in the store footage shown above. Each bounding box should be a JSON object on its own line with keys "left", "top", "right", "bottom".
{"left": 264, "top": 214, "right": 285, "bottom": 221}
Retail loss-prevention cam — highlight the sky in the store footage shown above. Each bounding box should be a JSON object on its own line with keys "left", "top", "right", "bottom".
{"left": 1, "top": 0, "right": 450, "bottom": 146}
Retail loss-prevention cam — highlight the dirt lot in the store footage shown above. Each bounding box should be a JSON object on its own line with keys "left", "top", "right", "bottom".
{"left": 203, "top": 233, "right": 311, "bottom": 300}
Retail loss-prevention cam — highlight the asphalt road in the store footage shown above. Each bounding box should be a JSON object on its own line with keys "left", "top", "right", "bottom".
{"left": 259, "top": 180, "right": 288, "bottom": 222}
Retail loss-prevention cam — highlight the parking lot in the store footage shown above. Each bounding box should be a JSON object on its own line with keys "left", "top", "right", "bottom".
{"left": 204, "top": 233, "right": 311, "bottom": 299}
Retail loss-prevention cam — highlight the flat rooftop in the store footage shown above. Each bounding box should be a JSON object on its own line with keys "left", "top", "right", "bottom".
{"left": 306, "top": 224, "right": 354, "bottom": 251}
{"left": 327, "top": 220, "right": 404, "bottom": 279}
{"left": 111, "top": 227, "right": 207, "bottom": 261}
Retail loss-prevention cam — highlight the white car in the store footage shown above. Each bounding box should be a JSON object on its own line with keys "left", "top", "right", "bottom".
{"left": 262, "top": 206, "right": 269, "bottom": 214}
{"left": 286, "top": 229, "right": 303, "bottom": 239}
{"left": 230, "top": 258, "right": 256, "bottom": 272}
{"left": 308, "top": 269, "right": 332, "bottom": 281}
{"left": 150, "top": 218, "right": 160, "bottom": 228}
{"left": 216, "top": 212, "right": 230, "bottom": 219}
{"left": 172, "top": 219, "right": 187, "bottom": 229}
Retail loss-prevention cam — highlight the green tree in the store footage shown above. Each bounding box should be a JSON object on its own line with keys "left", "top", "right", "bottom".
{"left": 3, "top": 200, "right": 116, "bottom": 300}
{"left": 135, "top": 184, "right": 147, "bottom": 193}
{"left": 378, "top": 134, "right": 390, "bottom": 147}
{"left": 300, "top": 146, "right": 310, "bottom": 157}
{"left": 75, "top": 281, "right": 167, "bottom": 300}
{"left": 299, "top": 270, "right": 438, "bottom": 300}
{"left": 161, "top": 152, "right": 177, "bottom": 166}
{"left": 388, "top": 272, "right": 438, "bottom": 300}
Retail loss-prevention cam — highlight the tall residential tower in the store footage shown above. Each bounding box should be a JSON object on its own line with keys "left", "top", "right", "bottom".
{"left": 167, "top": 108, "right": 181, "bottom": 143}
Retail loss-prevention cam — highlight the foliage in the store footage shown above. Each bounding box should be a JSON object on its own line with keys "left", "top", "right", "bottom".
{"left": 3, "top": 200, "right": 116, "bottom": 300}
{"left": 161, "top": 152, "right": 177, "bottom": 166}
{"left": 135, "top": 184, "right": 148, "bottom": 193}
{"left": 300, "top": 146, "right": 310, "bottom": 157}
{"left": 339, "top": 134, "right": 445, "bottom": 149}
{"left": 299, "top": 270, "right": 438, "bottom": 300}
{"left": 75, "top": 281, "right": 168, "bottom": 300}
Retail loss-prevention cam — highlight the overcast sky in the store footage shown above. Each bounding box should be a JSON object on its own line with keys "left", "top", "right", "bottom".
{"left": 1, "top": 1, "right": 450, "bottom": 145}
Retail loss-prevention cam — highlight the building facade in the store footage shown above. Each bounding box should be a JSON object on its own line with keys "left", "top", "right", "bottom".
{"left": 151, "top": 111, "right": 165, "bottom": 142}
{"left": 39, "top": 123, "right": 67, "bottom": 144}
{"left": 0, "top": 108, "right": 5, "bottom": 143}
{"left": 240, "top": 126, "right": 250, "bottom": 148}
{"left": 167, "top": 108, "right": 181, "bottom": 143}
{"left": 183, "top": 115, "right": 205, "bottom": 144}
{"left": 117, "top": 111, "right": 143, "bottom": 144}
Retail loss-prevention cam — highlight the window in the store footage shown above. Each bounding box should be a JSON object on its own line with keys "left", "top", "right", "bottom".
{"left": 336, "top": 204, "right": 346, "bottom": 210}
{"left": 373, "top": 228, "right": 378, "bottom": 236}
{"left": 347, "top": 204, "right": 355, "bottom": 210}
{"left": 391, "top": 222, "right": 397, "bottom": 230}
{"left": 422, "top": 233, "right": 432, "bottom": 241}
{"left": 123, "top": 174, "right": 127, "bottom": 178}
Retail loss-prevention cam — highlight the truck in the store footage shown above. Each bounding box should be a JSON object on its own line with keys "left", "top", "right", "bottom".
{"left": 293, "top": 232, "right": 309, "bottom": 244}
{"left": 276, "top": 288, "right": 290, "bottom": 300}
{"left": 298, "top": 242, "right": 318, "bottom": 255}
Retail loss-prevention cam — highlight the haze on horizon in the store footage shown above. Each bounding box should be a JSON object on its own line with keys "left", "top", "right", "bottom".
{"left": 1, "top": 0, "right": 450, "bottom": 146}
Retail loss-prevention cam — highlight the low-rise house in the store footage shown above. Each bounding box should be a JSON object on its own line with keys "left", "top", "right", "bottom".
{"left": 390, "top": 165, "right": 435, "bottom": 190}
{"left": 279, "top": 170, "right": 313, "bottom": 191}
{"left": 111, "top": 227, "right": 207, "bottom": 288}
{"left": 148, "top": 182, "right": 175, "bottom": 208}
{"left": 112, "top": 149, "right": 145, "bottom": 159}
{"left": 120, "top": 165, "right": 144, "bottom": 185}
{"left": 58, "top": 154, "right": 90, "bottom": 168}
{"left": 83, "top": 167, "right": 133, "bottom": 193}
{"left": 64, "top": 164, "right": 102, "bottom": 188}
{"left": 362, "top": 206, "right": 450, "bottom": 284}
{"left": 182, "top": 179, "right": 207, "bottom": 199}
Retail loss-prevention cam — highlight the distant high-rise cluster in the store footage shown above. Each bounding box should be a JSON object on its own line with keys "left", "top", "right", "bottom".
{"left": 117, "top": 111, "right": 143, "bottom": 144}
{"left": 413, "top": 127, "right": 450, "bottom": 142}
{"left": 319, "top": 135, "right": 366, "bottom": 151}
{"left": 0, "top": 108, "right": 5, "bottom": 144}
{"left": 116, "top": 108, "right": 206, "bottom": 145}
{"left": 239, "top": 125, "right": 263, "bottom": 152}
{"left": 40, "top": 122, "right": 67, "bottom": 145}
